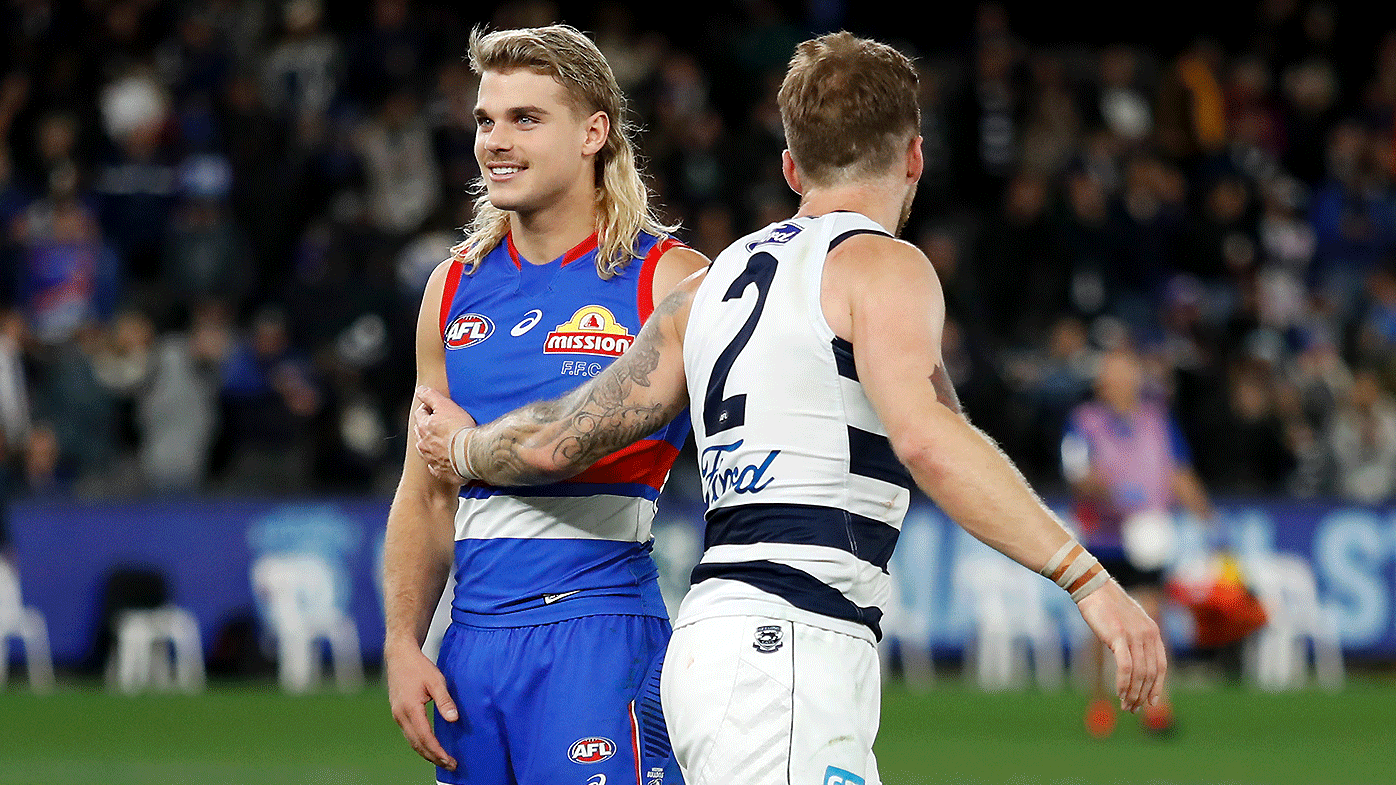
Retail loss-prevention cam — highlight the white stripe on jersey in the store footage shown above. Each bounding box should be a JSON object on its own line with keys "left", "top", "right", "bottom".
{"left": 454, "top": 494, "right": 655, "bottom": 542}
{"left": 839, "top": 376, "right": 885, "bottom": 435}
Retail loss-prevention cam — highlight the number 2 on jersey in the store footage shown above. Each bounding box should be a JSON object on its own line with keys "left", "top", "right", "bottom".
{"left": 704, "top": 251, "right": 778, "bottom": 436}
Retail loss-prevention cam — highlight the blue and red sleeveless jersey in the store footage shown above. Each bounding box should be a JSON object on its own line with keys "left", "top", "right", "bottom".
{"left": 439, "top": 230, "right": 690, "bottom": 626}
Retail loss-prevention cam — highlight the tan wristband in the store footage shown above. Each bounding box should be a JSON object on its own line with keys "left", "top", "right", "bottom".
{"left": 449, "top": 427, "right": 477, "bottom": 481}
{"left": 1041, "top": 541, "right": 1111, "bottom": 602}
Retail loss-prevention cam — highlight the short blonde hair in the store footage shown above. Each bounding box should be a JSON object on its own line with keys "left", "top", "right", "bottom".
{"left": 778, "top": 32, "right": 921, "bottom": 186}
{"left": 452, "top": 24, "right": 672, "bottom": 278}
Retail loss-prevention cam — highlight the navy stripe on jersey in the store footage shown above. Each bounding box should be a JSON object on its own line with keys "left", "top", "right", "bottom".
{"left": 461, "top": 481, "right": 661, "bottom": 502}
{"left": 690, "top": 560, "right": 885, "bottom": 640}
{"left": 828, "top": 227, "right": 891, "bottom": 252}
{"left": 848, "top": 426, "right": 914, "bottom": 490}
{"left": 704, "top": 503, "right": 899, "bottom": 571}
{"left": 832, "top": 337, "right": 858, "bottom": 381}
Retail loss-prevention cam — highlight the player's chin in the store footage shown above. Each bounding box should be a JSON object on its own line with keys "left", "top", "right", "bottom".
{"left": 483, "top": 184, "right": 534, "bottom": 212}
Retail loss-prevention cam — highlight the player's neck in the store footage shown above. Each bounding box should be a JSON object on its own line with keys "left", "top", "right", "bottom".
{"left": 794, "top": 178, "right": 909, "bottom": 236}
{"left": 508, "top": 193, "right": 600, "bottom": 265}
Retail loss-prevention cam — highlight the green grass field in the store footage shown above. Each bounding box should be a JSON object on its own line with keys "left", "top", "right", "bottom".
{"left": 0, "top": 672, "right": 1392, "bottom": 785}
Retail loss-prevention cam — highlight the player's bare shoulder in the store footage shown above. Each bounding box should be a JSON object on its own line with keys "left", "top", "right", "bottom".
{"left": 650, "top": 243, "right": 711, "bottom": 307}
{"left": 822, "top": 232, "right": 938, "bottom": 337}
{"left": 422, "top": 252, "right": 466, "bottom": 302}
{"left": 826, "top": 232, "right": 929, "bottom": 279}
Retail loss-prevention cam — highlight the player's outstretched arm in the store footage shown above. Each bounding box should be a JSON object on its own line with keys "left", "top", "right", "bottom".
{"left": 384, "top": 258, "right": 464, "bottom": 772}
{"left": 834, "top": 235, "right": 1165, "bottom": 712}
{"left": 414, "top": 270, "right": 702, "bottom": 486}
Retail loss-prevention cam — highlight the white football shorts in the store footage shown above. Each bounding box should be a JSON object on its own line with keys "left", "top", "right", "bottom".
{"left": 660, "top": 614, "right": 882, "bottom": 785}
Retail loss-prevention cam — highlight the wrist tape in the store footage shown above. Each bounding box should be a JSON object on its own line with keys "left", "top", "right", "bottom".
{"left": 449, "top": 427, "right": 477, "bottom": 481}
{"left": 1041, "top": 541, "right": 1111, "bottom": 602}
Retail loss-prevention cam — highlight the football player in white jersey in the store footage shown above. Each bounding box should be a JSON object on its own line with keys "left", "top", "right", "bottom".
{"left": 412, "top": 31, "right": 1165, "bottom": 785}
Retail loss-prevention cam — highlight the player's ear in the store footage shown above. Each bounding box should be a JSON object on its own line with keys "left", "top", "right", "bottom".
{"left": 582, "top": 111, "right": 608, "bottom": 157}
{"left": 782, "top": 150, "right": 804, "bottom": 195}
{"left": 906, "top": 135, "right": 924, "bottom": 184}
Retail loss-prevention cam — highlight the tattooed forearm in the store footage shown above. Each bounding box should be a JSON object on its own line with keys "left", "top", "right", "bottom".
{"left": 548, "top": 337, "right": 669, "bottom": 468}
{"left": 930, "top": 363, "right": 962, "bottom": 415}
{"left": 462, "top": 297, "right": 688, "bottom": 486}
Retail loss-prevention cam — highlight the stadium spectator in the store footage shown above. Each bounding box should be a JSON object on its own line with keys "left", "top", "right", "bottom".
{"left": 215, "top": 305, "right": 321, "bottom": 494}
{"left": 11, "top": 173, "right": 121, "bottom": 346}
{"left": 261, "top": 0, "right": 342, "bottom": 124}
{"left": 354, "top": 86, "right": 441, "bottom": 238}
{"left": 1326, "top": 367, "right": 1396, "bottom": 504}
{"left": 93, "top": 68, "right": 180, "bottom": 294}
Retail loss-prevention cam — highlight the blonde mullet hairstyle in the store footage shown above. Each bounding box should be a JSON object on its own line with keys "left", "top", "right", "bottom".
{"left": 451, "top": 24, "right": 674, "bottom": 279}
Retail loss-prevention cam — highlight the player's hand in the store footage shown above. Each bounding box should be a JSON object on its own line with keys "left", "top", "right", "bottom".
{"left": 385, "top": 637, "right": 459, "bottom": 771}
{"left": 1075, "top": 579, "right": 1167, "bottom": 713}
{"left": 413, "top": 386, "right": 477, "bottom": 484}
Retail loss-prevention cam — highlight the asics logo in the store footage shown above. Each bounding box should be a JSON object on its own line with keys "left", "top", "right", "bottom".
{"left": 512, "top": 309, "right": 543, "bottom": 336}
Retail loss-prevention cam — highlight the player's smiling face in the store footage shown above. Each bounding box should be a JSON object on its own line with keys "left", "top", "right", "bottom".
{"left": 473, "top": 69, "right": 607, "bottom": 216}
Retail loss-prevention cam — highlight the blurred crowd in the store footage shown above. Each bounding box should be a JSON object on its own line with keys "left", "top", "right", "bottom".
{"left": 0, "top": 0, "right": 1394, "bottom": 508}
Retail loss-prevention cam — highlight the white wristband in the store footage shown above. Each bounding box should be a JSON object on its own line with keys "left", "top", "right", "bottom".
{"left": 449, "top": 427, "right": 476, "bottom": 481}
{"left": 1041, "top": 541, "right": 1111, "bottom": 602}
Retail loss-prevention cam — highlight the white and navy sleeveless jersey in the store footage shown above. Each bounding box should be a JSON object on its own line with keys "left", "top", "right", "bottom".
{"left": 439, "top": 230, "right": 690, "bottom": 626}
{"left": 678, "top": 212, "right": 913, "bottom": 642}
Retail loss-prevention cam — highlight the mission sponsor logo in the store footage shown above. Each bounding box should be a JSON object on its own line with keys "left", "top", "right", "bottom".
{"left": 569, "top": 736, "right": 616, "bottom": 764}
{"left": 543, "top": 305, "right": 634, "bottom": 357}
{"left": 444, "top": 313, "right": 494, "bottom": 349}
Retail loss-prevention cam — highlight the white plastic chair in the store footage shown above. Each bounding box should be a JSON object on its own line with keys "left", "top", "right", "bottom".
{"left": 880, "top": 516, "right": 940, "bottom": 692}
{"left": 956, "top": 551, "right": 1064, "bottom": 691}
{"left": 110, "top": 606, "right": 206, "bottom": 694}
{"left": 1242, "top": 553, "right": 1344, "bottom": 691}
{"left": 0, "top": 560, "right": 54, "bottom": 693}
{"left": 251, "top": 553, "right": 363, "bottom": 694}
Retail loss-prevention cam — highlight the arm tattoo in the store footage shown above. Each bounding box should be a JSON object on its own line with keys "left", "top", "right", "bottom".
{"left": 930, "top": 363, "right": 962, "bottom": 415}
{"left": 465, "top": 288, "right": 690, "bottom": 485}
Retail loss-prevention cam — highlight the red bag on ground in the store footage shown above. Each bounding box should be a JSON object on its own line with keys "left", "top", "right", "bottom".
{"left": 1166, "top": 554, "right": 1269, "bottom": 649}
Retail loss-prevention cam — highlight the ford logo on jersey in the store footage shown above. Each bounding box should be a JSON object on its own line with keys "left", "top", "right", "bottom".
{"left": 569, "top": 737, "right": 616, "bottom": 764}
{"left": 700, "top": 440, "right": 780, "bottom": 502}
{"left": 444, "top": 313, "right": 494, "bottom": 349}
{"left": 745, "top": 222, "right": 802, "bottom": 251}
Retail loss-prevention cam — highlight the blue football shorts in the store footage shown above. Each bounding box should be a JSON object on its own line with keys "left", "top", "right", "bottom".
{"left": 434, "top": 614, "right": 682, "bottom": 785}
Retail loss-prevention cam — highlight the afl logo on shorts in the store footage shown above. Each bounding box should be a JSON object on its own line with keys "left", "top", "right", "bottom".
{"left": 444, "top": 313, "right": 493, "bottom": 349}
{"left": 569, "top": 737, "right": 616, "bottom": 764}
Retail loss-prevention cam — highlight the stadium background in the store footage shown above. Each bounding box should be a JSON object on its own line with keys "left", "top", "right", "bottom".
{"left": 1, "top": 0, "right": 1395, "bottom": 783}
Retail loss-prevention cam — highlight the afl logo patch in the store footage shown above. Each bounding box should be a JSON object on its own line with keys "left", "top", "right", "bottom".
{"left": 444, "top": 313, "right": 493, "bottom": 349}
{"left": 543, "top": 305, "right": 635, "bottom": 357}
{"left": 569, "top": 737, "right": 616, "bottom": 764}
